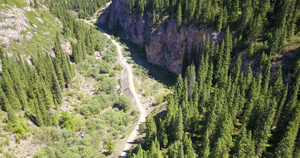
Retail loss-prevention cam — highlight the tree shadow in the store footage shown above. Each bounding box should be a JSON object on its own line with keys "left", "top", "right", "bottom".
{"left": 95, "top": 9, "right": 177, "bottom": 87}
{"left": 119, "top": 40, "right": 177, "bottom": 87}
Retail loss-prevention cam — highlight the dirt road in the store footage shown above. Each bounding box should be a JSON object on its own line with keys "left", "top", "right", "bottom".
{"left": 99, "top": 29, "right": 147, "bottom": 157}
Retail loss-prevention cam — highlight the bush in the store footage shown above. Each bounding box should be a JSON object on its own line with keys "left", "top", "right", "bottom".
{"left": 98, "top": 77, "right": 118, "bottom": 94}
{"left": 14, "top": 123, "right": 28, "bottom": 143}
{"left": 102, "top": 53, "right": 116, "bottom": 63}
{"left": 3, "top": 125, "right": 14, "bottom": 132}
{"left": 60, "top": 112, "right": 82, "bottom": 131}
{"left": 127, "top": 60, "right": 135, "bottom": 64}
{"left": 123, "top": 51, "right": 131, "bottom": 57}
{"left": 81, "top": 93, "right": 118, "bottom": 116}
{"left": 98, "top": 62, "right": 112, "bottom": 74}
{"left": 77, "top": 93, "right": 84, "bottom": 100}
{"left": 104, "top": 139, "right": 114, "bottom": 154}
{"left": 155, "top": 93, "right": 165, "bottom": 105}
{"left": 116, "top": 95, "right": 132, "bottom": 112}
{"left": 114, "top": 64, "right": 123, "bottom": 71}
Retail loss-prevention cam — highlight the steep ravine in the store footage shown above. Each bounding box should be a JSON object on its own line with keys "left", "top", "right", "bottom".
{"left": 99, "top": 0, "right": 224, "bottom": 74}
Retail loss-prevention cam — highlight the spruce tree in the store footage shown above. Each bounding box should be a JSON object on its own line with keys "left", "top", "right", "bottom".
{"left": 145, "top": 114, "right": 157, "bottom": 149}
{"left": 174, "top": 108, "right": 184, "bottom": 141}
{"left": 275, "top": 105, "right": 300, "bottom": 158}
{"left": 218, "top": 8, "right": 223, "bottom": 32}
{"left": 183, "top": 135, "right": 196, "bottom": 158}
{"left": 176, "top": 3, "right": 182, "bottom": 27}
{"left": 233, "top": 126, "right": 256, "bottom": 158}
{"left": 0, "top": 87, "right": 16, "bottom": 123}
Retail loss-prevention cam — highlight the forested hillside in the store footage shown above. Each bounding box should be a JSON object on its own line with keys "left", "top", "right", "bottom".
{"left": 130, "top": 28, "right": 300, "bottom": 158}
{"left": 130, "top": 0, "right": 299, "bottom": 56}
{"left": 0, "top": 0, "right": 140, "bottom": 157}
{"left": 49, "top": 0, "right": 109, "bottom": 19}
{"left": 126, "top": 0, "right": 300, "bottom": 157}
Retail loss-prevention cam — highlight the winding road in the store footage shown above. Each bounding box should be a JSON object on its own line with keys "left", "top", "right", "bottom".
{"left": 98, "top": 29, "right": 147, "bottom": 157}
{"left": 84, "top": 3, "right": 147, "bottom": 156}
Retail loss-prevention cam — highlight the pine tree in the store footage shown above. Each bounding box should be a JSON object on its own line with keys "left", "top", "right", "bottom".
{"left": 1, "top": 74, "right": 22, "bottom": 110}
{"left": 169, "top": 141, "right": 184, "bottom": 158}
{"left": 176, "top": 3, "right": 182, "bottom": 27}
{"left": 0, "top": 87, "right": 16, "bottom": 123}
{"left": 215, "top": 40, "right": 224, "bottom": 85}
{"left": 218, "top": 8, "right": 223, "bottom": 32}
{"left": 223, "top": 27, "right": 232, "bottom": 85}
{"left": 8, "top": 62, "right": 28, "bottom": 108}
{"left": 270, "top": 29, "right": 281, "bottom": 55}
{"left": 152, "top": 10, "right": 156, "bottom": 26}
{"left": 200, "top": 132, "right": 211, "bottom": 158}
{"left": 286, "top": 0, "right": 297, "bottom": 38}
{"left": 248, "top": 42, "right": 254, "bottom": 58}
{"left": 187, "top": 64, "right": 196, "bottom": 100}
{"left": 72, "top": 42, "right": 80, "bottom": 63}
{"left": 183, "top": 135, "right": 196, "bottom": 158}
{"left": 232, "top": 54, "right": 241, "bottom": 84}
{"left": 211, "top": 138, "right": 229, "bottom": 158}
{"left": 254, "top": 98, "right": 277, "bottom": 156}
{"left": 262, "top": 60, "right": 271, "bottom": 95}
{"left": 231, "top": 0, "right": 239, "bottom": 21}
{"left": 130, "top": 0, "right": 135, "bottom": 14}
{"left": 233, "top": 126, "right": 256, "bottom": 158}
{"left": 157, "top": 118, "right": 168, "bottom": 148}
{"left": 223, "top": 7, "right": 228, "bottom": 29}
{"left": 272, "top": 66, "right": 284, "bottom": 100}
{"left": 174, "top": 108, "right": 184, "bottom": 141}
{"left": 33, "top": 98, "right": 44, "bottom": 126}
{"left": 188, "top": 0, "right": 196, "bottom": 22}
{"left": 145, "top": 114, "right": 157, "bottom": 149}
{"left": 273, "top": 85, "right": 288, "bottom": 127}
{"left": 275, "top": 105, "right": 300, "bottom": 158}
{"left": 195, "top": 0, "right": 202, "bottom": 22}
{"left": 237, "top": 0, "right": 252, "bottom": 33}
{"left": 164, "top": 0, "right": 169, "bottom": 9}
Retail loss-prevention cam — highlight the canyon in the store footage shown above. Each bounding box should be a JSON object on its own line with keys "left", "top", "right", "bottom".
{"left": 99, "top": 0, "right": 224, "bottom": 74}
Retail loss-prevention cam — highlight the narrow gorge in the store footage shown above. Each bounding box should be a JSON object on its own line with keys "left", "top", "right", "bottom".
{"left": 99, "top": 0, "right": 225, "bottom": 74}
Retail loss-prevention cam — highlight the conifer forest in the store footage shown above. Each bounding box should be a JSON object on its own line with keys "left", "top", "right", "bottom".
{"left": 0, "top": 0, "right": 300, "bottom": 157}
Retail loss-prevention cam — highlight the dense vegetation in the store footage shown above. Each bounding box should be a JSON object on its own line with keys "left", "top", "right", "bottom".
{"left": 130, "top": 0, "right": 300, "bottom": 56}
{"left": 130, "top": 26, "right": 300, "bottom": 157}
{"left": 0, "top": 0, "right": 138, "bottom": 157}
{"left": 0, "top": 29, "right": 74, "bottom": 133}
{"left": 0, "top": 0, "right": 101, "bottom": 136}
{"left": 48, "top": 0, "right": 109, "bottom": 19}
{"left": 127, "top": 1, "right": 300, "bottom": 156}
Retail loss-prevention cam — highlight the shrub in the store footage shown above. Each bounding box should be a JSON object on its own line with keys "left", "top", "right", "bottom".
{"left": 98, "top": 62, "right": 111, "bottom": 74}
{"left": 123, "top": 51, "right": 131, "bottom": 57}
{"left": 104, "top": 139, "right": 114, "bottom": 154}
{"left": 116, "top": 95, "right": 132, "bottom": 112}
{"left": 14, "top": 123, "right": 28, "bottom": 143}
{"left": 114, "top": 64, "right": 123, "bottom": 71}
{"left": 77, "top": 93, "right": 84, "bottom": 100}
{"left": 3, "top": 125, "right": 14, "bottom": 132}
{"left": 60, "top": 112, "right": 81, "bottom": 131}
{"left": 155, "top": 93, "right": 165, "bottom": 105}
{"left": 102, "top": 53, "right": 116, "bottom": 63}
{"left": 98, "top": 77, "right": 118, "bottom": 94}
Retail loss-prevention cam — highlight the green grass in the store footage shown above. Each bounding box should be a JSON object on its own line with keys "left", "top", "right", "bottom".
{"left": 6, "top": 8, "right": 62, "bottom": 56}
{"left": 0, "top": 0, "right": 26, "bottom": 7}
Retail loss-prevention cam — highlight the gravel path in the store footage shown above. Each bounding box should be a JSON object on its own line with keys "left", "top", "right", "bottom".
{"left": 99, "top": 29, "right": 147, "bottom": 157}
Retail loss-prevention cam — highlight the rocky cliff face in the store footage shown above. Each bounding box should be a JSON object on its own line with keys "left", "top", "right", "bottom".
{"left": 100, "top": 0, "right": 224, "bottom": 74}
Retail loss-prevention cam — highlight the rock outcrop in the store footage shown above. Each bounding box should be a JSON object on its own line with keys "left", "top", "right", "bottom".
{"left": 100, "top": 0, "right": 224, "bottom": 74}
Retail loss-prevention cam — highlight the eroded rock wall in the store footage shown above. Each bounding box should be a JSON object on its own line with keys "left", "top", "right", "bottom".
{"left": 102, "top": 0, "right": 224, "bottom": 74}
